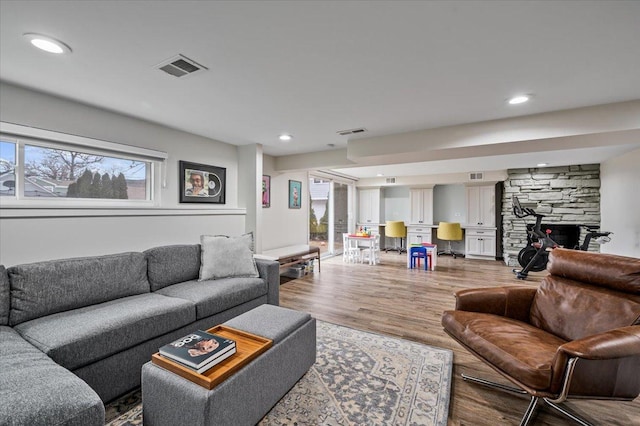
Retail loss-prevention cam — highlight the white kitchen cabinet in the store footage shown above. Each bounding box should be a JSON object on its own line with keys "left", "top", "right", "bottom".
{"left": 406, "top": 225, "right": 432, "bottom": 245}
{"left": 466, "top": 186, "right": 495, "bottom": 227}
{"left": 409, "top": 188, "right": 433, "bottom": 225}
{"left": 465, "top": 228, "right": 496, "bottom": 259}
{"left": 357, "top": 188, "right": 384, "bottom": 226}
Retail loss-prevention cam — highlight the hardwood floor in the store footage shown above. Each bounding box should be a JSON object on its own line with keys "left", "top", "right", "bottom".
{"left": 278, "top": 252, "right": 640, "bottom": 426}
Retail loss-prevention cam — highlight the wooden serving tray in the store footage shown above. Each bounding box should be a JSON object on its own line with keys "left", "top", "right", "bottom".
{"left": 151, "top": 325, "right": 272, "bottom": 390}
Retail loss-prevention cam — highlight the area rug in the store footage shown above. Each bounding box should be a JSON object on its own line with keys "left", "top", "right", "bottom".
{"left": 105, "top": 320, "right": 453, "bottom": 426}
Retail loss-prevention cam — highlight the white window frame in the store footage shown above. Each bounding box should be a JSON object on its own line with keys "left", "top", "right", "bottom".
{"left": 0, "top": 122, "right": 167, "bottom": 209}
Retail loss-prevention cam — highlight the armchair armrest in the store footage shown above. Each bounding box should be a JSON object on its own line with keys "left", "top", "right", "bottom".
{"left": 559, "top": 325, "right": 640, "bottom": 360}
{"left": 454, "top": 286, "right": 537, "bottom": 323}
{"left": 549, "top": 326, "right": 640, "bottom": 397}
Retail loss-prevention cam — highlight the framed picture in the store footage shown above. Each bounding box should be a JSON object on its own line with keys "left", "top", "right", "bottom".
{"left": 262, "top": 175, "right": 271, "bottom": 208}
{"left": 179, "top": 161, "right": 226, "bottom": 204}
{"left": 288, "top": 180, "right": 301, "bottom": 209}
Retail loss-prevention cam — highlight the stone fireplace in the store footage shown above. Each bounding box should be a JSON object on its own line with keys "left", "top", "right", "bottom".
{"left": 502, "top": 164, "right": 602, "bottom": 266}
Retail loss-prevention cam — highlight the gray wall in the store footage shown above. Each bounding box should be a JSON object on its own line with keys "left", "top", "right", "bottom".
{"left": 383, "top": 186, "right": 410, "bottom": 223}
{"left": 0, "top": 83, "right": 246, "bottom": 266}
{"left": 433, "top": 184, "right": 466, "bottom": 224}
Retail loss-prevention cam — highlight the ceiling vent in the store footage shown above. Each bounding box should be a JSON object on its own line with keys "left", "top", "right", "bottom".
{"left": 337, "top": 128, "right": 367, "bottom": 136}
{"left": 385, "top": 177, "right": 396, "bottom": 184}
{"left": 469, "top": 172, "right": 484, "bottom": 181}
{"left": 156, "top": 54, "right": 207, "bottom": 78}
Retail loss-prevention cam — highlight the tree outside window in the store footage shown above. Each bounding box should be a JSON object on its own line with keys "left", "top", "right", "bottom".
{"left": 23, "top": 145, "right": 148, "bottom": 199}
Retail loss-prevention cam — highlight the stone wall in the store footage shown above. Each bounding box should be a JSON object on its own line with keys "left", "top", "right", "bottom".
{"left": 502, "top": 164, "right": 602, "bottom": 266}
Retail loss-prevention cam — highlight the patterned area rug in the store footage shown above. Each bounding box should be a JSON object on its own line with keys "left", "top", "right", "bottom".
{"left": 106, "top": 320, "right": 452, "bottom": 426}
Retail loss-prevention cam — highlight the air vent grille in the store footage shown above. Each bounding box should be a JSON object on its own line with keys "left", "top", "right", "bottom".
{"left": 385, "top": 177, "right": 396, "bottom": 184}
{"left": 337, "top": 128, "right": 367, "bottom": 136}
{"left": 469, "top": 172, "right": 484, "bottom": 181}
{"left": 156, "top": 54, "right": 207, "bottom": 78}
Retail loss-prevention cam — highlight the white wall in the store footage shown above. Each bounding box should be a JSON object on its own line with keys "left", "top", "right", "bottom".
{"left": 262, "top": 155, "right": 309, "bottom": 251}
{"left": 600, "top": 148, "right": 640, "bottom": 258}
{"left": 0, "top": 83, "right": 247, "bottom": 265}
{"left": 238, "top": 144, "right": 263, "bottom": 252}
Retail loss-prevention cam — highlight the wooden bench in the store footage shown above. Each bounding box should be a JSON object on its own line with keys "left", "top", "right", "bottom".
{"left": 254, "top": 244, "right": 321, "bottom": 275}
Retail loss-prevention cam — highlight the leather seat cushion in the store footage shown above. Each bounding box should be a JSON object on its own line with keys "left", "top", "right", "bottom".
{"left": 443, "top": 310, "right": 567, "bottom": 390}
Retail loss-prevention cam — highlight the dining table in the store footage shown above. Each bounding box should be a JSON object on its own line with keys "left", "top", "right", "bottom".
{"left": 345, "top": 234, "right": 379, "bottom": 265}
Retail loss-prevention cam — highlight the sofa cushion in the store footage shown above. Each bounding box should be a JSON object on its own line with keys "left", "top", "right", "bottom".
{"left": 155, "top": 277, "right": 266, "bottom": 320}
{"left": 199, "top": 233, "right": 259, "bottom": 280}
{"left": 8, "top": 252, "right": 150, "bottom": 326}
{"left": 0, "top": 265, "right": 9, "bottom": 325}
{"left": 530, "top": 276, "right": 640, "bottom": 341}
{"left": 13, "top": 293, "right": 195, "bottom": 370}
{"left": 145, "top": 244, "right": 201, "bottom": 291}
{"left": 0, "top": 326, "right": 104, "bottom": 426}
{"left": 442, "top": 310, "right": 567, "bottom": 391}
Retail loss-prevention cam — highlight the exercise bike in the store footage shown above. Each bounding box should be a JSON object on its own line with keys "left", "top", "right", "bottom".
{"left": 512, "top": 196, "right": 613, "bottom": 279}
{"left": 574, "top": 224, "right": 613, "bottom": 251}
{"left": 512, "top": 196, "right": 559, "bottom": 280}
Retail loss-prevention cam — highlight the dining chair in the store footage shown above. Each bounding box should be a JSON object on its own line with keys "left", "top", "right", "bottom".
{"left": 342, "top": 233, "right": 361, "bottom": 263}
{"left": 361, "top": 234, "right": 381, "bottom": 265}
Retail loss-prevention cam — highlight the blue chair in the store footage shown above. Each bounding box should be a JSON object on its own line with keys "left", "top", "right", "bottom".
{"left": 410, "top": 246, "right": 428, "bottom": 270}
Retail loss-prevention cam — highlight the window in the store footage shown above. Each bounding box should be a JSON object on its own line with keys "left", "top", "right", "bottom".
{"left": 0, "top": 122, "right": 167, "bottom": 207}
{"left": 23, "top": 144, "right": 148, "bottom": 199}
{"left": 0, "top": 140, "right": 16, "bottom": 197}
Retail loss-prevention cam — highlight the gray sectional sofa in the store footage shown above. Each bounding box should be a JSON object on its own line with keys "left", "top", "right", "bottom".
{"left": 0, "top": 244, "right": 279, "bottom": 426}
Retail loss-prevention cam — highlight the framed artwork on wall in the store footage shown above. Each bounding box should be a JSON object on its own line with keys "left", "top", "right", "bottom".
{"left": 289, "top": 180, "right": 301, "bottom": 209}
{"left": 262, "top": 175, "right": 271, "bottom": 208}
{"left": 179, "top": 161, "right": 226, "bottom": 204}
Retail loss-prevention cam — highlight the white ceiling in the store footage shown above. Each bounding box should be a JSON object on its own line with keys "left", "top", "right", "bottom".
{"left": 1, "top": 1, "right": 639, "bottom": 179}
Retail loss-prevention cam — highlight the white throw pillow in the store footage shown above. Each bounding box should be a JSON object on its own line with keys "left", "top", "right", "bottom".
{"left": 199, "top": 233, "right": 259, "bottom": 280}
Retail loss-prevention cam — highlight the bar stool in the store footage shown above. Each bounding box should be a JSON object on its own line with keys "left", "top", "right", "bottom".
{"left": 410, "top": 246, "right": 428, "bottom": 270}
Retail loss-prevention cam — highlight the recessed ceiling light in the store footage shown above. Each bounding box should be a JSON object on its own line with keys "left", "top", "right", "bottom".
{"left": 507, "top": 95, "right": 530, "bottom": 105}
{"left": 23, "top": 33, "right": 72, "bottom": 54}
{"left": 376, "top": 173, "right": 384, "bottom": 177}
{"left": 279, "top": 134, "right": 292, "bottom": 141}
{"left": 537, "top": 163, "right": 548, "bottom": 167}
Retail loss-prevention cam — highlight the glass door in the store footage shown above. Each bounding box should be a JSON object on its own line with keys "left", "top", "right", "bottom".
{"left": 309, "top": 175, "right": 353, "bottom": 257}
{"left": 332, "top": 181, "right": 349, "bottom": 256}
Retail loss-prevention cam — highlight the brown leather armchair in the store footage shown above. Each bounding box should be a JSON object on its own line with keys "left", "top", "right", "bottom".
{"left": 442, "top": 248, "right": 640, "bottom": 426}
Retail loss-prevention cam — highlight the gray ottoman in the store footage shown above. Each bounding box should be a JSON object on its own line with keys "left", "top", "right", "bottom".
{"left": 142, "top": 305, "right": 316, "bottom": 426}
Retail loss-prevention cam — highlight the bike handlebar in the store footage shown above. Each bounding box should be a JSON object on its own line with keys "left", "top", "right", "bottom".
{"left": 512, "top": 196, "right": 542, "bottom": 218}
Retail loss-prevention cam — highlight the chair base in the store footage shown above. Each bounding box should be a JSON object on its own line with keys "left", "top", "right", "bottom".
{"left": 384, "top": 237, "right": 406, "bottom": 254}
{"left": 461, "top": 374, "right": 594, "bottom": 426}
{"left": 437, "top": 240, "right": 463, "bottom": 259}
{"left": 385, "top": 247, "right": 406, "bottom": 254}
{"left": 437, "top": 249, "right": 463, "bottom": 259}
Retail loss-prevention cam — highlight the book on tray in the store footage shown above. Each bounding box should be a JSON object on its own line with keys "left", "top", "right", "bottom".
{"left": 159, "top": 330, "right": 236, "bottom": 373}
